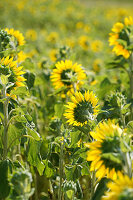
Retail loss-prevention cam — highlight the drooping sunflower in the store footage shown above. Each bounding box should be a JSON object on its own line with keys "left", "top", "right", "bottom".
{"left": 101, "top": 173, "right": 133, "bottom": 200}
{"left": 50, "top": 60, "right": 86, "bottom": 96}
{"left": 86, "top": 120, "right": 124, "bottom": 180}
{"left": 64, "top": 90, "right": 99, "bottom": 127}
{"left": 5, "top": 28, "right": 25, "bottom": 46}
{"left": 109, "top": 16, "right": 133, "bottom": 59}
{"left": 0, "top": 56, "right": 26, "bottom": 95}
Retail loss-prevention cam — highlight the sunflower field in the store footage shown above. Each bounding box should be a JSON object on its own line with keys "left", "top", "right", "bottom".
{"left": 0, "top": 0, "right": 133, "bottom": 199}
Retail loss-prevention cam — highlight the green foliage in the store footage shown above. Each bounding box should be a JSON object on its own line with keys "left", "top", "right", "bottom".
{"left": 24, "top": 71, "right": 35, "bottom": 90}
{"left": 28, "top": 140, "right": 45, "bottom": 176}
{"left": 92, "top": 178, "right": 109, "bottom": 200}
{"left": 0, "top": 0, "right": 133, "bottom": 199}
{"left": 10, "top": 168, "right": 34, "bottom": 200}
{"left": 0, "top": 160, "right": 11, "bottom": 198}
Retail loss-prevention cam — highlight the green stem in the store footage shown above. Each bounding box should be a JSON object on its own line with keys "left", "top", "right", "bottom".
{"left": 90, "top": 171, "right": 95, "bottom": 200}
{"left": 124, "top": 152, "right": 132, "bottom": 178}
{"left": 59, "top": 141, "right": 64, "bottom": 200}
{"left": 3, "top": 85, "right": 9, "bottom": 160}
{"left": 34, "top": 171, "right": 38, "bottom": 200}
{"left": 129, "top": 53, "right": 133, "bottom": 120}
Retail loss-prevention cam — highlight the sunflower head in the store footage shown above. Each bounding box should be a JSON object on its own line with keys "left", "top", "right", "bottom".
{"left": 64, "top": 90, "right": 99, "bottom": 127}
{"left": 86, "top": 120, "right": 124, "bottom": 180}
{"left": 5, "top": 28, "right": 25, "bottom": 47}
{"left": 0, "top": 56, "right": 26, "bottom": 96}
{"left": 109, "top": 16, "right": 133, "bottom": 59}
{"left": 0, "top": 29, "right": 11, "bottom": 53}
{"left": 101, "top": 173, "right": 133, "bottom": 200}
{"left": 50, "top": 60, "right": 86, "bottom": 97}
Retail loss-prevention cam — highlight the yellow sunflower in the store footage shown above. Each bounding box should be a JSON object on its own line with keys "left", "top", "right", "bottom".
{"left": 0, "top": 56, "right": 26, "bottom": 95}
{"left": 101, "top": 173, "right": 133, "bottom": 200}
{"left": 50, "top": 60, "right": 86, "bottom": 96}
{"left": 86, "top": 120, "right": 123, "bottom": 180}
{"left": 78, "top": 35, "right": 89, "bottom": 50}
{"left": 5, "top": 28, "right": 25, "bottom": 46}
{"left": 64, "top": 90, "right": 99, "bottom": 127}
{"left": 109, "top": 16, "right": 133, "bottom": 59}
{"left": 17, "top": 51, "right": 27, "bottom": 64}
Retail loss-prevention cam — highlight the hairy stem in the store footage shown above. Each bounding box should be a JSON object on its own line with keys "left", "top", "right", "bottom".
{"left": 90, "top": 171, "right": 96, "bottom": 200}
{"left": 3, "top": 85, "right": 9, "bottom": 160}
{"left": 59, "top": 141, "right": 64, "bottom": 200}
{"left": 129, "top": 53, "right": 133, "bottom": 120}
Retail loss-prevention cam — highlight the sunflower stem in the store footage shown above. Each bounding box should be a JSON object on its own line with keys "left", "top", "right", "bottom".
{"left": 124, "top": 152, "right": 132, "bottom": 178}
{"left": 3, "top": 85, "right": 9, "bottom": 160}
{"left": 129, "top": 53, "right": 133, "bottom": 120}
{"left": 59, "top": 139, "right": 64, "bottom": 200}
{"left": 90, "top": 171, "right": 95, "bottom": 200}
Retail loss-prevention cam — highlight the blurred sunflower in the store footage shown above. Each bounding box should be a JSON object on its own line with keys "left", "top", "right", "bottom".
{"left": 109, "top": 16, "right": 133, "bottom": 59}
{"left": 64, "top": 90, "right": 99, "bottom": 127}
{"left": 86, "top": 120, "right": 123, "bottom": 180}
{"left": 47, "top": 32, "right": 58, "bottom": 44}
{"left": 0, "top": 56, "right": 26, "bottom": 95}
{"left": 26, "top": 29, "right": 37, "bottom": 41}
{"left": 5, "top": 28, "right": 25, "bottom": 46}
{"left": 49, "top": 49, "right": 58, "bottom": 62}
{"left": 101, "top": 173, "right": 133, "bottom": 200}
{"left": 78, "top": 35, "right": 89, "bottom": 50}
{"left": 91, "top": 40, "right": 103, "bottom": 52}
{"left": 17, "top": 51, "right": 27, "bottom": 64}
{"left": 50, "top": 60, "right": 86, "bottom": 96}
{"left": 93, "top": 59, "right": 102, "bottom": 73}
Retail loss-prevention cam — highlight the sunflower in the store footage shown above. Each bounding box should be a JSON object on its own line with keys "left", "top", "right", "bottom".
{"left": 86, "top": 120, "right": 124, "bottom": 180}
{"left": 50, "top": 60, "right": 86, "bottom": 96}
{"left": 64, "top": 90, "right": 99, "bottom": 127}
{"left": 101, "top": 173, "right": 133, "bottom": 200}
{"left": 0, "top": 56, "right": 26, "bottom": 95}
{"left": 5, "top": 28, "right": 25, "bottom": 46}
{"left": 109, "top": 16, "right": 133, "bottom": 59}
{"left": 78, "top": 35, "right": 89, "bottom": 50}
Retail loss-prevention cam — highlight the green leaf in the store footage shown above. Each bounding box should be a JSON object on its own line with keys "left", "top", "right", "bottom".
{"left": 54, "top": 102, "right": 64, "bottom": 118}
{"left": 0, "top": 98, "right": 6, "bottom": 103}
{"left": 1, "top": 74, "right": 8, "bottom": 85}
{"left": 81, "top": 162, "right": 90, "bottom": 176}
{"left": 49, "top": 86, "right": 66, "bottom": 96}
{"left": 127, "top": 44, "right": 133, "bottom": 50}
{"left": 0, "top": 160, "right": 11, "bottom": 198}
{"left": 101, "top": 153, "right": 122, "bottom": 164}
{"left": 73, "top": 148, "right": 87, "bottom": 159}
{"left": 28, "top": 140, "right": 45, "bottom": 175}
{"left": 24, "top": 71, "right": 35, "bottom": 90}
{"left": 66, "top": 190, "right": 74, "bottom": 199}
{"left": 27, "top": 127, "right": 41, "bottom": 141}
{"left": 127, "top": 121, "right": 133, "bottom": 132}
{"left": 65, "top": 165, "right": 82, "bottom": 181}
{"left": 8, "top": 123, "right": 25, "bottom": 147}
{"left": 70, "top": 130, "right": 81, "bottom": 146}
{"left": 10, "top": 86, "right": 27, "bottom": 96}
{"left": 10, "top": 168, "right": 34, "bottom": 199}
{"left": 121, "top": 103, "right": 131, "bottom": 114}
{"left": 92, "top": 178, "right": 109, "bottom": 200}
{"left": 43, "top": 160, "right": 55, "bottom": 178}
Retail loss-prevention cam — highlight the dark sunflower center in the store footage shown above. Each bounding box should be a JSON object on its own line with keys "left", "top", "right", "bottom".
{"left": 119, "top": 29, "right": 130, "bottom": 46}
{"left": 100, "top": 136, "right": 123, "bottom": 171}
{"left": 0, "top": 65, "right": 10, "bottom": 75}
{"left": 61, "top": 69, "right": 75, "bottom": 86}
{"left": 119, "top": 188, "right": 133, "bottom": 200}
{"left": 74, "top": 100, "right": 94, "bottom": 123}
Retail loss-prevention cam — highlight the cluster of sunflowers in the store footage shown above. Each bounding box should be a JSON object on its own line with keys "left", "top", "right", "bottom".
{"left": 109, "top": 16, "right": 133, "bottom": 58}
{"left": 0, "top": 0, "right": 133, "bottom": 199}
{"left": 49, "top": 16, "right": 133, "bottom": 200}
{"left": 0, "top": 28, "right": 26, "bottom": 98}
